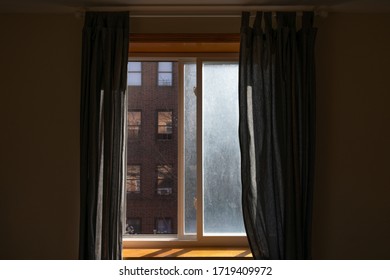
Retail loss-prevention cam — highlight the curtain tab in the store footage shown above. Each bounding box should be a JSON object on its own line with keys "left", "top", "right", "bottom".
{"left": 241, "top": 12, "right": 250, "bottom": 29}
{"left": 302, "top": 12, "right": 314, "bottom": 28}
{"left": 253, "top": 12, "right": 263, "bottom": 32}
{"left": 276, "top": 12, "right": 296, "bottom": 28}
{"left": 264, "top": 12, "right": 272, "bottom": 32}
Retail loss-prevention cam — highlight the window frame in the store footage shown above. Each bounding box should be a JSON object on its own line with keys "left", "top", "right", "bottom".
{"left": 124, "top": 35, "right": 247, "bottom": 248}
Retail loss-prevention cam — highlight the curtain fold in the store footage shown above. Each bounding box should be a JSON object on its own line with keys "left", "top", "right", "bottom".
{"left": 239, "top": 11, "right": 317, "bottom": 260}
{"left": 79, "top": 12, "right": 129, "bottom": 260}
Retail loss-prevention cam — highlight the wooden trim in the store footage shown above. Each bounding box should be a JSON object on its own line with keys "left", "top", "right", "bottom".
{"left": 129, "top": 33, "right": 240, "bottom": 54}
{"left": 129, "top": 33, "right": 240, "bottom": 43}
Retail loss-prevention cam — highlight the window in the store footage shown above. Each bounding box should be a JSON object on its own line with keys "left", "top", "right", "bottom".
{"left": 127, "top": 165, "right": 141, "bottom": 193}
{"left": 125, "top": 56, "right": 246, "bottom": 247}
{"left": 157, "top": 111, "right": 173, "bottom": 140}
{"left": 128, "top": 62, "right": 142, "bottom": 86}
{"left": 128, "top": 111, "right": 141, "bottom": 140}
{"left": 126, "top": 218, "right": 141, "bottom": 234}
{"left": 158, "top": 62, "right": 173, "bottom": 86}
{"left": 156, "top": 165, "right": 173, "bottom": 195}
{"left": 155, "top": 218, "right": 172, "bottom": 234}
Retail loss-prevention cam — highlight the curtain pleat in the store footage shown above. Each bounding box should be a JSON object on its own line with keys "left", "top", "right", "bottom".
{"left": 79, "top": 12, "right": 129, "bottom": 260}
{"left": 239, "top": 11, "right": 317, "bottom": 260}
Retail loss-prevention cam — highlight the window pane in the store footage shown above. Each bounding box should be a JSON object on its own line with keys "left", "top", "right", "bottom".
{"left": 126, "top": 218, "right": 141, "bottom": 234}
{"left": 128, "top": 62, "right": 142, "bottom": 86}
{"left": 128, "top": 62, "right": 141, "bottom": 71}
{"left": 127, "top": 61, "right": 178, "bottom": 235}
{"left": 184, "top": 63, "right": 197, "bottom": 234}
{"left": 158, "top": 62, "right": 172, "bottom": 72}
{"left": 203, "top": 62, "right": 245, "bottom": 235}
{"left": 157, "top": 111, "right": 173, "bottom": 139}
{"left": 128, "top": 73, "right": 141, "bottom": 86}
{"left": 127, "top": 165, "right": 140, "bottom": 193}
{"left": 158, "top": 62, "right": 173, "bottom": 86}
{"left": 158, "top": 73, "right": 172, "bottom": 86}
{"left": 157, "top": 165, "right": 173, "bottom": 195}
{"left": 128, "top": 111, "right": 141, "bottom": 139}
{"left": 156, "top": 218, "right": 172, "bottom": 234}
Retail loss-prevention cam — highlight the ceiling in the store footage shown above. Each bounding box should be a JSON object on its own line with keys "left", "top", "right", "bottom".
{"left": 1, "top": 0, "right": 390, "bottom": 14}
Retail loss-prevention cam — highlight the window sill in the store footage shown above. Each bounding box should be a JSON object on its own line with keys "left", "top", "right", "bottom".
{"left": 123, "top": 247, "right": 253, "bottom": 259}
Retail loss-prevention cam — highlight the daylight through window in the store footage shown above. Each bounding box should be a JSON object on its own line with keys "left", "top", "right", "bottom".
{"left": 125, "top": 58, "right": 245, "bottom": 246}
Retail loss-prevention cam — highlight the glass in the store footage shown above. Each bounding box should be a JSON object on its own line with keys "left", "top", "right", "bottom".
{"left": 184, "top": 63, "right": 197, "bottom": 234}
{"left": 156, "top": 165, "right": 173, "bottom": 195}
{"left": 202, "top": 62, "right": 245, "bottom": 235}
{"left": 127, "top": 165, "right": 141, "bottom": 193}
{"left": 158, "top": 62, "right": 173, "bottom": 86}
{"left": 157, "top": 111, "right": 173, "bottom": 139}
{"left": 126, "top": 218, "right": 141, "bottom": 234}
{"left": 128, "top": 111, "right": 141, "bottom": 139}
{"left": 128, "top": 62, "right": 142, "bottom": 86}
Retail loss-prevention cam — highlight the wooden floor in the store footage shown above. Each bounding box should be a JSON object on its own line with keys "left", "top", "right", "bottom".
{"left": 123, "top": 247, "right": 253, "bottom": 259}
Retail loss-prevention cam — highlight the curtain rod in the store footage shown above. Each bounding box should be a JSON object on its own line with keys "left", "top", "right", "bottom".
{"left": 79, "top": 5, "right": 329, "bottom": 18}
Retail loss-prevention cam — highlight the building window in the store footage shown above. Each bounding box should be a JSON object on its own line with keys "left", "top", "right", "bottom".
{"left": 127, "top": 165, "right": 141, "bottom": 193}
{"left": 126, "top": 218, "right": 141, "bottom": 234}
{"left": 157, "top": 111, "right": 173, "bottom": 140}
{"left": 156, "top": 165, "right": 173, "bottom": 195}
{"left": 155, "top": 218, "right": 172, "bottom": 234}
{"left": 128, "top": 111, "right": 141, "bottom": 140}
{"left": 128, "top": 62, "right": 142, "bottom": 86}
{"left": 158, "top": 62, "right": 173, "bottom": 86}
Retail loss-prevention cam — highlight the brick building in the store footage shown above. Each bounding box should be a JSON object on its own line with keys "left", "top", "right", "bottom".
{"left": 126, "top": 61, "right": 178, "bottom": 234}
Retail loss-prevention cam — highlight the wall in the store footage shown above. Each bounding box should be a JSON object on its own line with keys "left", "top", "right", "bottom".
{"left": 0, "top": 12, "right": 389, "bottom": 260}
{"left": 313, "top": 13, "right": 390, "bottom": 259}
{"left": 0, "top": 15, "right": 82, "bottom": 259}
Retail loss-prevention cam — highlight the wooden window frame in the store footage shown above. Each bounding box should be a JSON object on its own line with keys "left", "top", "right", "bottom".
{"left": 124, "top": 34, "right": 248, "bottom": 250}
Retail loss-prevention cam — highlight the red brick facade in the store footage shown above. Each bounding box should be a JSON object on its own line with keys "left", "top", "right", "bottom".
{"left": 126, "top": 61, "right": 178, "bottom": 234}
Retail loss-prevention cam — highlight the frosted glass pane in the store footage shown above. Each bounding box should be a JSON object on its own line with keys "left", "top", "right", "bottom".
{"left": 203, "top": 62, "right": 245, "bottom": 234}
{"left": 184, "top": 63, "right": 197, "bottom": 234}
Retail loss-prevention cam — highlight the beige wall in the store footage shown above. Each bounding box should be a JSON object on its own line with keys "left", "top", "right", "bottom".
{"left": 0, "top": 12, "right": 389, "bottom": 259}
{"left": 313, "top": 13, "right": 390, "bottom": 259}
{"left": 0, "top": 15, "right": 82, "bottom": 259}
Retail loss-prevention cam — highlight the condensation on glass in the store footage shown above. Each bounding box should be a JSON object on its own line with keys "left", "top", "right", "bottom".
{"left": 202, "top": 62, "right": 245, "bottom": 235}
{"left": 184, "top": 63, "right": 197, "bottom": 234}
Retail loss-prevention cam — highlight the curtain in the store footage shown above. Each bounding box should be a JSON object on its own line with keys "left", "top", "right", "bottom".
{"left": 239, "top": 11, "right": 317, "bottom": 260}
{"left": 79, "top": 12, "right": 129, "bottom": 260}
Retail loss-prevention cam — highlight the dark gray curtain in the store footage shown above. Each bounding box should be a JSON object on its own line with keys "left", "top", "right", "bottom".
{"left": 79, "top": 12, "right": 129, "bottom": 260}
{"left": 239, "top": 11, "right": 317, "bottom": 260}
